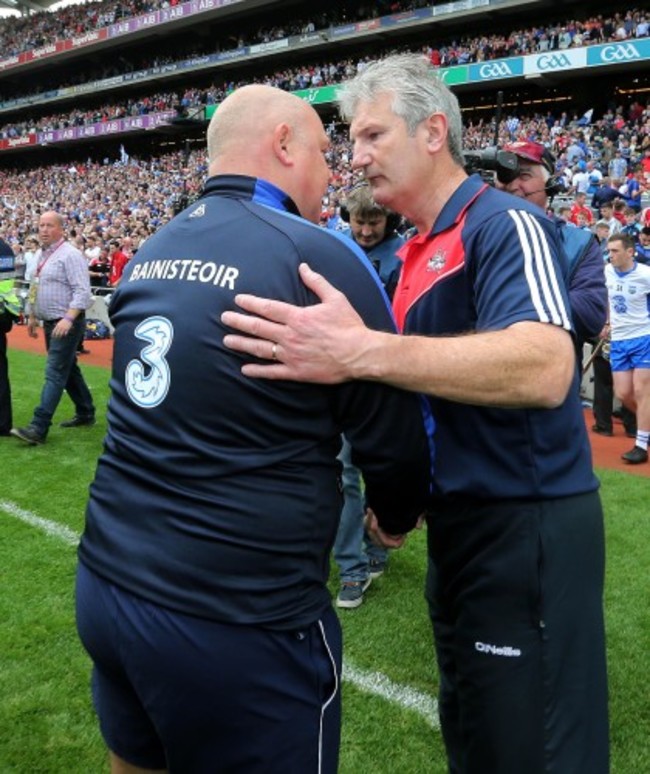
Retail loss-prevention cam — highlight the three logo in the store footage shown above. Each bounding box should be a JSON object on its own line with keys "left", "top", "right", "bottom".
{"left": 126, "top": 316, "right": 174, "bottom": 409}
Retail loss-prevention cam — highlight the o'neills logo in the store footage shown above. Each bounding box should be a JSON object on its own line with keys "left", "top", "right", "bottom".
{"left": 72, "top": 31, "right": 101, "bottom": 47}
{"left": 33, "top": 44, "right": 57, "bottom": 58}
{"left": 475, "top": 641, "right": 522, "bottom": 657}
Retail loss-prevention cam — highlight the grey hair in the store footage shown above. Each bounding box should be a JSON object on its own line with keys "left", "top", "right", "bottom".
{"left": 344, "top": 182, "right": 391, "bottom": 219}
{"left": 338, "top": 53, "right": 465, "bottom": 167}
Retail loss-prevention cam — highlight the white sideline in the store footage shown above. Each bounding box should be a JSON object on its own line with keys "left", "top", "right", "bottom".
{"left": 1, "top": 499, "right": 79, "bottom": 546}
{"left": 343, "top": 661, "right": 440, "bottom": 729}
{"left": 1, "top": 498, "right": 440, "bottom": 729}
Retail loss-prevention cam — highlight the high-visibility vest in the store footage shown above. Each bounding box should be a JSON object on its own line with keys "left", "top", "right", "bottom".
{"left": 0, "top": 278, "right": 21, "bottom": 317}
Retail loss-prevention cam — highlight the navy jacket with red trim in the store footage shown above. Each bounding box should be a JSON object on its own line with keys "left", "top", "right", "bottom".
{"left": 394, "top": 175, "right": 597, "bottom": 501}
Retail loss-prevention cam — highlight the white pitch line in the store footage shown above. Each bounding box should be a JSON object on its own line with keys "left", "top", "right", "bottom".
{"left": 0, "top": 500, "right": 80, "bottom": 546}
{"left": 343, "top": 661, "right": 440, "bottom": 729}
{"left": 0, "top": 498, "right": 440, "bottom": 729}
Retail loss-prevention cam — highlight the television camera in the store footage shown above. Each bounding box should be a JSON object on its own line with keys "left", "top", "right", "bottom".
{"left": 463, "top": 147, "right": 521, "bottom": 185}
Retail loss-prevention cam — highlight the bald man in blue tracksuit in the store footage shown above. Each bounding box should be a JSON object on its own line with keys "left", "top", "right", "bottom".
{"left": 75, "top": 85, "right": 433, "bottom": 774}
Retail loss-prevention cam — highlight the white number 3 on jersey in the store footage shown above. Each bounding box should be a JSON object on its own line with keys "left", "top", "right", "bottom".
{"left": 125, "top": 315, "right": 173, "bottom": 408}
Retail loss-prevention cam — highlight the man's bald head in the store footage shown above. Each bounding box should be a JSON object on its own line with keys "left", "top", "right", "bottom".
{"left": 205, "top": 85, "right": 331, "bottom": 223}
{"left": 208, "top": 85, "right": 315, "bottom": 171}
{"left": 38, "top": 210, "right": 66, "bottom": 247}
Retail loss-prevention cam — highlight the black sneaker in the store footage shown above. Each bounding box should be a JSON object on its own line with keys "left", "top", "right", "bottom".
{"left": 368, "top": 558, "right": 387, "bottom": 579}
{"left": 591, "top": 424, "right": 613, "bottom": 437}
{"left": 336, "top": 578, "right": 372, "bottom": 609}
{"left": 10, "top": 425, "right": 45, "bottom": 445}
{"left": 59, "top": 415, "right": 96, "bottom": 428}
{"left": 621, "top": 446, "right": 648, "bottom": 465}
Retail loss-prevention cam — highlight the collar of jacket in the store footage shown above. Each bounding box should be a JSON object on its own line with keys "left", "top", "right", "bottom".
{"left": 201, "top": 174, "right": 302, "bottom": 217}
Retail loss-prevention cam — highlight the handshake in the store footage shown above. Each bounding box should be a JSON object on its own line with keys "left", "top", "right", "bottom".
{"left": 364, "top": 508, "right": 426, "bottom": 549}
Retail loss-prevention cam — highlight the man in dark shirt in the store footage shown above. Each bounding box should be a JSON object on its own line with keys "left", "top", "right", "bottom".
{"left": 76, "top": 85, "right": 433, "bottom": 774}
{"left": 334, "top": 184, "right": 406, "bottom": 608}
{"left": 591, "top": 175, "right": 622, "bottom": 216}
{"left": 635, "top": 226, "right": 650, "bottom": 265}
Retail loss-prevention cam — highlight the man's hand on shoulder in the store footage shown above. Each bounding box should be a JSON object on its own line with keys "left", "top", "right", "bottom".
{"left": 222, "top": 263, "right": 373, "bottom": 383}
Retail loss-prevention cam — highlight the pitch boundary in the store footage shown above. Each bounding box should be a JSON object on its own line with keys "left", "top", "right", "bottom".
{"left": 1, "top": 498, "right": 441, "bottom": 730}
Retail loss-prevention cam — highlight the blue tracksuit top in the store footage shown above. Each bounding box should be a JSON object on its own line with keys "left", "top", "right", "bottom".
{"left": 78, "top": 175, "right": 434, "bottom": 629}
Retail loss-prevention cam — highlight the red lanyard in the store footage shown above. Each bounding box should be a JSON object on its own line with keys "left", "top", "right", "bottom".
{"left": 35, "top": 239, "right": 65, "bottom": 278}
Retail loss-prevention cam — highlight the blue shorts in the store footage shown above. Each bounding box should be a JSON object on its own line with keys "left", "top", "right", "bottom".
{"left": 76, "top": 562, "right": 342, "bottom": 773}
{"left": 610, "top": 335, "right": 650, "bottom": 372}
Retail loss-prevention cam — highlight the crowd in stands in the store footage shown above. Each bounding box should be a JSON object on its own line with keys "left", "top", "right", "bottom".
{"left": 1, "top": 102, "right": 649, "bottom": 272}
{"left": 1, "top": 0, "right": 647, "bottom": 63}
{"left": 0, "top": 1, "right": 648, "bottom": 279}
{"left": 1, "top": 146, "right": 207, "bottom": 270}
{"left": 1, "top": 0, "right": 421, "bottom": 58}
{"left": 0, "top": 5, "right": 648, "bottom": 138}
{"left": 3, "top": 0, "right": 177, "bottom": 56}
{"left": 1, "top": 5, "right": 648, "bottom": 142}
{"left": 1, "top": 92, "right": 191, "bottom": 139}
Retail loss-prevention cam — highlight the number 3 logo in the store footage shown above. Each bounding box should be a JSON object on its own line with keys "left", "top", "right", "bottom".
{"left": 125, "top": 316, "right": 173, "bottom": 408}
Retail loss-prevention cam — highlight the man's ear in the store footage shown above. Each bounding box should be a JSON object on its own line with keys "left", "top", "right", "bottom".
{"left": 423, "top": 112, "right": 447, "bottom": 154}
{"left": 272, "top": 123, "right": 293, "bottom": 166}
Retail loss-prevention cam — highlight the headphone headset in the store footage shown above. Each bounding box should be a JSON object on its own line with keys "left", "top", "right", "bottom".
{"left": 339, "top": 182, "right": 402, "bottom": 233}
{"left": 506, "top": 144, "right": 565, "bottom": 199}
{"left": 521, "top": 175, "right": 564, "bottom": 200}
{"left": 539, "top": 147, "right": 565, "bottom": 198}
{"left": 544, "top": 175, "right": 565, "bottom": 198}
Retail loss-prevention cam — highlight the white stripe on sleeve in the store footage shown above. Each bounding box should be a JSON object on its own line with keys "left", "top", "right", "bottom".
{"left": 508, "top": 209, "right": 571, "bottom": 330}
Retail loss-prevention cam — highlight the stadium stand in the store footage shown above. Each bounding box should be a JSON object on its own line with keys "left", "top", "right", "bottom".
{"left": 0, "top": 3, "right": 647, "bottom": 142}
{"left": 0, "top": 5, "right": 646, "bottom": 120}
{"left": 0, "top": 0, "right": 647, "bottom": 255}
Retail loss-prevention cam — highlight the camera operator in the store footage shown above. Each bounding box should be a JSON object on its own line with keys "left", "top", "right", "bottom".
{"left": 496, "top": 142, "right": 611, "bottom": 442}
{"left": 496, "top": 141, "right": 607, "bottom": 352}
